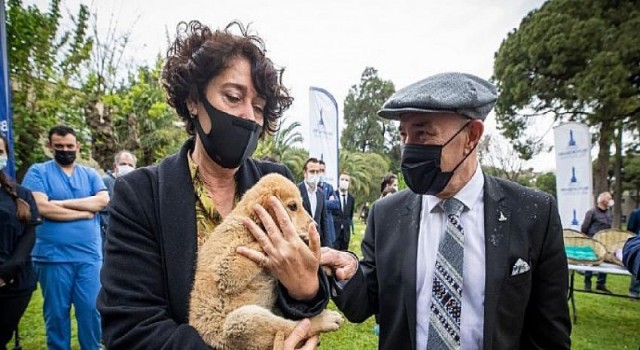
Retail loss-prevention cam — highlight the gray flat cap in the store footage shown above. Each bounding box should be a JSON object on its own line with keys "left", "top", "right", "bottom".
{"left": 377, "top": 72, "right": 497, "bottom": 121}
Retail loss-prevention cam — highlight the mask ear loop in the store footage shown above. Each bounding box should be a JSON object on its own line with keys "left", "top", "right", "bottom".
{"left": 445, "top": 119, "right": 476, "bottom": 174}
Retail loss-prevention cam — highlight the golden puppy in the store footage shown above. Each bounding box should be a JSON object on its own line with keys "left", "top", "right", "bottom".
{"left": 189, "top": 173, "right": 343, "bottom": 349}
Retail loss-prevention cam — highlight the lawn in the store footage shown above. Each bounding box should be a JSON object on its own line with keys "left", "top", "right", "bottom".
{"left": 11, "top": 220, "right": 640, "bottom": 349}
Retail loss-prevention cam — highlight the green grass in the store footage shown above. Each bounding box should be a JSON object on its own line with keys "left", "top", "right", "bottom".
{"left": 12, "top": 220, "right": 639, "bottom": 349}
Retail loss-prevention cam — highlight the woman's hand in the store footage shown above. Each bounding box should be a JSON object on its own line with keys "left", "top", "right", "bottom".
{"left": 237, "top": 196, "right": 320, "bottom": 300}
{"left": 284, "top": 319, "right": 319, "bottom": 350}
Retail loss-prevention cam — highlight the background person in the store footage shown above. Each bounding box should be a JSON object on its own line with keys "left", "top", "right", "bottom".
{"left": 22, "top": 125, "right": 108, "bottom": 350}
{"left": 580, "top": 191, "right": 614, "bottom": 294}
{"left": 298, "top": 158, "right": 334, "bottom": 247}
{"left": 99, "top": 150, "right": 136, "bottom": 248}
{"left": 0, "top": 134, "right": 41, "bottom": 350}
{"left": 97, "top": 21, "right": 328, "bottom": 349}
{"left": 330, "top": 173, "right": 355, "bottom": 251}
{"left": 625, "top": 207, "right": 640, "bottom": 298}
{"left": 379, "top": 173, "right": 398, "bottom": 195}
{"left": 318, "top": 159, "right": 338, "bottom": 247}
{"left": 318, "top": 72, "right": 571, "bottom": 350}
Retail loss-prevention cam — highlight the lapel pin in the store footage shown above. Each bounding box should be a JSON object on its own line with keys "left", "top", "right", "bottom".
{"left": 498, "top": 211, "right": 507, "bottom": 222}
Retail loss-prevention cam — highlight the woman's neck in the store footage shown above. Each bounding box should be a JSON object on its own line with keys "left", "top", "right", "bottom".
{"left": 191, "top": 138, "right": 237, "bottom": 217}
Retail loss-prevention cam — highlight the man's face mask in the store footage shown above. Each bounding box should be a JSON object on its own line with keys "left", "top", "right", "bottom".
{"left": 116, "top": 165, "right": 135, "bottom": 177}
{"left": 54, "top": 149, "right": 77, "bottom": 166}
{"left": 0, "top": 155, "right": 7, "bottom": 170}
{"left": 192, "top": 93, "right": 262, "bottom": 169}
{"left": 401, "top": 120, "right": 474, "bottom": 196}
{"left": 306, "top": 174, "right": 319, "bottom": 189}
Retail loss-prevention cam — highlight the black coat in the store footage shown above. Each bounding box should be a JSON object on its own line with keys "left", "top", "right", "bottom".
{"left": 329, "top": 190, "right": 355, "bottom": 235}
{"left": 98, "top": 139, "right": 329, "bottom": 349}
{"left": 298, "top": 183, "right": 332, "bottom": 247}
{"left": 333, "top": 174, "right": 571, "bottom": 350}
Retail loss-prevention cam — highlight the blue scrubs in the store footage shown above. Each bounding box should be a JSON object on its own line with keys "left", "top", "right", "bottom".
{"left": 22, "top": 160, "right": 105, "bottom": 350}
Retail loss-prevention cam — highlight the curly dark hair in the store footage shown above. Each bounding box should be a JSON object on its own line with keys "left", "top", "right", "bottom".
{"left": 161, "top": 20, "right": 293, "bottom": 137}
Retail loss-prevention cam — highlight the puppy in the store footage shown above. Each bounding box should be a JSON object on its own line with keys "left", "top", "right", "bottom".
{"left": 189, "top": 173, "right": 343, "bottom": 350}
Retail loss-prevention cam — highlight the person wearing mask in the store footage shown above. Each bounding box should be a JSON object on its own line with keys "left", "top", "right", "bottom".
{"left": 289, "top": 72, "right": 570, "bottom": 349}
{"left": 298, "top": 158, "right": 333, "bottom": 247}
{"left": 318, "top": 160, "right": 338, "bottom": 247}
{"left": 98, "top": 21, "right": 328, "bottom": 349}
{"left": 22, "top": 125, "right": 109, "bottom": 349}
{"left": 330, "top": 174, "right": 355, "bottom": 251}
{"left": 0, "top": 134, "right": 41, "bottom": 350}
{"left": 99, "top": 150, "right": 137, "bottom": 247}
{"left": 379, "top": 173, "right": 398, "bottom": 196}
{"left": 580, "top": 191, "right": 614, "bottom": 294}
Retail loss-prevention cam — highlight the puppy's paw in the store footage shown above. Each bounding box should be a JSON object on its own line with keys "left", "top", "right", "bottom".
{"left": 309, "top": 310, "right": 343, "bottom": 335}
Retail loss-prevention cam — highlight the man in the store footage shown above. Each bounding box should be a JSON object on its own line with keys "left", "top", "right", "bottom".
{"left": 318, "top": 159, "right": 339, "bottom": 247}
{"left": 320, "top": 73, "right": 571, "bottom": 350}
{"left": 100, "top": 150, "right": 137, "bottom": 243}
{"left": 298, "top": 158, "right": 333, "bottom": 247}
{"left": 625, "top": 207, "right": 640, "bottom": 298}
{"left": 624, "top": 234, "right": 640, "bottom": 279}
{"left": 330, "top": 173, "right": 355, "bottom": 251}
{"left": 580, "top": 191, "right": 613, "bottom": 294}
{"left": 22, "top": 125, "right": 109, "bottom": 350}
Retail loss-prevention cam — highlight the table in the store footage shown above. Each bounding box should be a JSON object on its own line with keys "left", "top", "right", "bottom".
{"left": 567, "top": 263, "right": 633, "bottom": 323}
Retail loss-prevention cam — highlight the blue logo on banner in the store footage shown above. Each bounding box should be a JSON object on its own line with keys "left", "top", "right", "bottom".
{"left": 318, "top": 108, "right": 325, "bottom": 128}
{"left": 568, "top": 129, "right": 576, "bottom": 146}
{"left": 571, "top": 166, "right": 578, "bottom": 183}
{"left": 571, "top": 209, "right": 579, "bottom": 226}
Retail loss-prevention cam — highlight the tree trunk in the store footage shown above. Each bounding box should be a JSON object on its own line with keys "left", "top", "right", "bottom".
{"left": 85, "top": 96, "right": 117, "bottom": 171}
{"left": 593, "top": 119, "right": 613, "bottom": 200}
{"left": 613, "top": 122, "right": 623, "bottom": 229}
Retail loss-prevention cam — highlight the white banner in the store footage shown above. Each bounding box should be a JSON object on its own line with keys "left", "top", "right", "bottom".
{"left": 309, "top": 87, "right": 339, "bottom": 186}
{"left": 554, "top": 122, "right": 593, "bottom": 230}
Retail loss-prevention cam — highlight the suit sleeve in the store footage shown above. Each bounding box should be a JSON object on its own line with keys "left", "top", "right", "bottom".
{"left": 97, "top": 176, "right": 210, "bottom": 350}
{"left": 521, "top": 196, "right": 571, "bottom": 349}
{"left": 331, "top": 201, "right": 379, "bottom": 323}
{"left": 580, "top": 209, "right": 593, "bottom": 234}
{"left": 623, "top": 235, "right": 640, "bottom": 278}
{"left": 320, "top": 200, "right": 332, "bottom": 247}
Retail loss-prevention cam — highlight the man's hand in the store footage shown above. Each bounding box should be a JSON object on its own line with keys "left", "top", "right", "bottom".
{"left": 237, "top": 196, "right": 320, "bottom": 301}
{"left": 320, "top": 247, "right": 358, "bottom": 281}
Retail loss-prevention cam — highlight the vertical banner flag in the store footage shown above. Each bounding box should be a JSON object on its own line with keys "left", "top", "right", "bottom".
{"left": 0, "top": 0, "right": 16, "bottom": 178}
{"left": 309, "top": 87, "right": 339, "bottom": 187}
{"left": 554, "top": 122, "right": 593, "bottom": 230}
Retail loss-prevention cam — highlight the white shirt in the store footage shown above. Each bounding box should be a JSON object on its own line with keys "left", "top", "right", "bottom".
{"left": 306, "top": 184, "right": 317, "bottom": 216}
{"left": 416, "top": 167, "right": 486, "bottom": 350}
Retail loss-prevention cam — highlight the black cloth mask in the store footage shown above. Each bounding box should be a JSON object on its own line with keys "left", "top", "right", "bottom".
{"left": 54, "top": 150, "right": 77, "bottom": 166}
{"left": 401, "top": 120, "right": 475, "bottom": 196}
{"left": 193, "top": 95, "right": 262, "bottom": 169}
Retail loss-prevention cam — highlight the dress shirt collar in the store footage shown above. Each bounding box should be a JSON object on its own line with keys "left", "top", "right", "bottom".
{"left": 425, "top": 164, "right": 484, "bottom": 214}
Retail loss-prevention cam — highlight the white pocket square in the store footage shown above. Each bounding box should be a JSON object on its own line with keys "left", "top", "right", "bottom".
{"left": 511, "top": 258, "right": 530, "bottom": 276}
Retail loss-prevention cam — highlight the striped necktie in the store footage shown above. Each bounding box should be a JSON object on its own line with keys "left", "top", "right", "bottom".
{"left": 427, "top": 197, "right": 465, "bottom": 349}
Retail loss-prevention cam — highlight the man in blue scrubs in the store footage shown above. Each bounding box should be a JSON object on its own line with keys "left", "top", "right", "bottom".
{"left": 22, "top": 125, "right": 109, "bottom": 350}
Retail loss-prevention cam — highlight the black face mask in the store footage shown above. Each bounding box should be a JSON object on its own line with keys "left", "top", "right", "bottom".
{"left": 193, "top": 95, "right": 262, "bottom": 169}
{"left": 401, "top": 120, "right": 475, "bottom": 196}
{"left": 54, "top": 150, "right": 77, "bottom": 166}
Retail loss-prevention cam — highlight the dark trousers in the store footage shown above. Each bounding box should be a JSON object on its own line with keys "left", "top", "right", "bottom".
{"left": 584, "top": 271, "right": 607, "bottom": 287}
{"left": 335, "top": 227, "right": 351, "bottom": 251}
{"left": 0, "top": 292, "right": 33, "bottom": 350}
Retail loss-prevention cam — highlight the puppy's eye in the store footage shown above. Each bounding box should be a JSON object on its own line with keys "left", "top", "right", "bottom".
{"left": 287, "top": 203, "right": 297, "bottom": 211}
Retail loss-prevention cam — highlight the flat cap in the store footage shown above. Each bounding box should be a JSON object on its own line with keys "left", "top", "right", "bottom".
{"left": 377, "top": 72, "right": 497, "bottom": 121}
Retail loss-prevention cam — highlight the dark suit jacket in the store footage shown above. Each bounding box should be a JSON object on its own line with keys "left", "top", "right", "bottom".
{"left": 624, "top": 234, "right": 640, "bottom": 278}
{"left": 298, "top": 182, "right": 332, "bottom": 247}
{"left": 98, "top": 139, "right": 330, "bottom": 349}
{"left": 330, "top": 190, "right": 355, "bottom": 234}
{"left": 333, "top": 174, "right": 571, "bottom": 350}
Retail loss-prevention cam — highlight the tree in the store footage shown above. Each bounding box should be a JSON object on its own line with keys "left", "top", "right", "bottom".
{"left": 338, "top": 150, "right": 389, "bottom": 209}
{"left": 342, "top": 67, "right": 399, "bottom": 170}
{"left": 7, "top": 0, "right": 93, "bottom": 178}
{"left": 493, "top": 0, "right": 640, "bottom": 196}
{"left": 534, "top": 172, "right": 557, "bottom": 198}
{"left": 478, "top": 134, "right": 529, "bottom": 183}
{"left": 254, "top": 117, "right": 308, "bottom": 180}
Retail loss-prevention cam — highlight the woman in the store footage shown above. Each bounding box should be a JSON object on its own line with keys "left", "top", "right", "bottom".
{"left": 97, "top": 21, "right": 328, "bottom": 349}
{"left": 379, "top": 173, "right": 398, "bottom": 196}
{"left": 0, "top": 134, "right": 40, "bottom": 350}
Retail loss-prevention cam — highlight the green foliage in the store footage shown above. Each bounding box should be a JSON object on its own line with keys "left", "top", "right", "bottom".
{"left": 342, "top": 67, "right": 399, "bottom": 172}
{"left": 7, "top": 0, "right": 93, "bottom": 178}
{"left": 493, "top": 0, "right": 640, "bottom": 192}
{"left": 339, "top": 150, "right": 389, "bottom": 208}
{"left": 534, "top": 171, "right": 557, "bottom": 198}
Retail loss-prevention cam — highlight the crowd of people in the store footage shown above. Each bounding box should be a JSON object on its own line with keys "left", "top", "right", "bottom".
{"left": 1, "top": 19, "right": 639, "bottom": 350}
